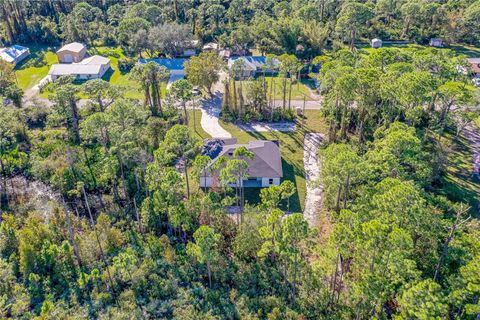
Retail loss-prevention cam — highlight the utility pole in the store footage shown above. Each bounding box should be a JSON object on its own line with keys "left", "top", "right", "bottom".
{"left": 302, "top": 95, "right": 306, "bottom": 130}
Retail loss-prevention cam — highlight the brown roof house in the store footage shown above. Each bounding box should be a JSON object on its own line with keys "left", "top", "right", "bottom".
{"left": 468, "top": 58, "right": 480, "bottom": 75}
{"left": 57, "top": 42, "right": 87, "bottom": 63}
{"left": 200, "top": 138, "right": 283, "bottom": 188}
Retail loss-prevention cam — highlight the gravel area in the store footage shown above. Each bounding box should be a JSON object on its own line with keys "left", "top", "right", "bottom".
{"left": 303, "top": 133, "right": 324, "bottom": 227}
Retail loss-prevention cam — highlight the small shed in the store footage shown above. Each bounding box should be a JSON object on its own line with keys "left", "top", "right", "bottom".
{"left": 202, "top": 42, "right": 219, "bottom": 52}
{"left": 429, "top": 38, "right": 445, "bottom": 48}
{"left": 57, "top": 42, "right": 87, "bottom": 63}
{"left": 371, "top": 38, "right": 382, "bottom": 49}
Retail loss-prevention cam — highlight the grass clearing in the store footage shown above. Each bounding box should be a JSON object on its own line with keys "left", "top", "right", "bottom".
{"left": 219, "top": 109, "right": 326, "bottom": 212}
{"left": 15, "top": 44, "right": 58, "bottom": 90}
{"left": 439, "top": 131, "right": 480, "bottom": 214}
{"left": 187, "top": 110, "right": 210, "bottom": 140}
{"left": 236, "top": 76, "right": 317, "bottom": 102}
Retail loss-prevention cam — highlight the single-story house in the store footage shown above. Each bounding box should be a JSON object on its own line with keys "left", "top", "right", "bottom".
{"left": 218, "top": 49, "right": 232, "bottom": 59}
{"left": 57, "top": 42, "right": 87, "bottom": 63}
{"left": 371, "top": 38, "right": 382, "bottom": 49}
{"left": 429, "top": 38, "right": 445, "bottom": 48}
{"left": 468, "top": 58, "right": 480, "bottom": 75}
{"left": 227, "top": 56, "right": 280, "bottom": 79}
{"left": 0, "top": 45, "right": 29, "bottom": 65}
{"left": 202, "top": 42, "right": 219, "bottom": 52}
{"left": 139, "top": 58, "right": 187, "bottom": 85}
{"left": 48, "top": 55, "right": 110, "bottom": 81}
{"left": 182, "top": 40, "right": 199, "bottom": 57}
{"left": 200, "top": 138, "right": 283, "bottom": 188}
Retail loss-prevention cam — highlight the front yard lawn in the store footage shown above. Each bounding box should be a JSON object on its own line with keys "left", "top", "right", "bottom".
{"left": 236, "top": 76, "right": 317, "bottom": 102}
{"left": 219, "top": 109, "right": 326, "bottom": 212}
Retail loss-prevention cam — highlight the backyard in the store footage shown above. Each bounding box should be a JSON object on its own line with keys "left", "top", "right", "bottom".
{"left": 14, "top": 44, "right": 58, "bottom": 90}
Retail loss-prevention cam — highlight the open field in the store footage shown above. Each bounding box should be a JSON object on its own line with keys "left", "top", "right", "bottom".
{"left": 440, "top": 131, "right": 480, "bottom": 214}
{"left": 235, "top": 76, "right": 317, "bottom": 102}
{"left": 219, "top": 109, "right": 326, "bottom": 212}
{"left": 15, "top": 44, "right": 58, "bottom": 90}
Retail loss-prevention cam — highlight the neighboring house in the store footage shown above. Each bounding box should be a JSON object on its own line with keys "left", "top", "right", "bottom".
{"left": 139, "top": 58, "right": 187, "bottom": 84}
{"left": 48, "top": 55, "right": 110, "bottom": 81}
{"left": 200, "top": 138, "right": 283, "bottom": 188}
{"left": 227, "top": 56, "right": 280, "bottom": 79}
{"left": 371, "top": 38, "right": 383, "bottom": 49}
{"left": 218, "top": 49, "right": 232, "bottom": 59}
{"left": 202, "top": 42, "right": 219, "bottom": 52}
{"left": 57, "top": 42, "right": 87, "bottom": 63}
{"left": 468, "top": 58, "right": 480, "bottom": 76}
{"left": 182, "top": 40, "right": 199, "bottom": 57}
{"left": 0, "top": 45, "right": 29, "bottom": 65}
{"left": 429, "top": 38, "right": 445, "bottom": 48}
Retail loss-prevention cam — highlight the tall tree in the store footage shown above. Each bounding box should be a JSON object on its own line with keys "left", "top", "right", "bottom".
{"left": 187, "top": 225, "right": 222, "bottom": 288}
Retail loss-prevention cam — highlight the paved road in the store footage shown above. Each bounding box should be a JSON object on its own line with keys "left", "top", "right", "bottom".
{"left": 303, "top": 133, "right": 324, "bottom": 227}
{"left": 271, "top": 99, "right": 322, "bottom": 110}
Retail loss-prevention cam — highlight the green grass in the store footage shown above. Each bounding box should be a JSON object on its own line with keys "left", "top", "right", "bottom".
{"left": 439, "top": 131, "right": 480, "bottom": 215}
{"left": 219, "top": 109, "right": 326, "bottom": 212}
{"left": 236, "top": 76, "right": 317, "bottom": 102}
{"left": 448, "top": 44, "right": 480, "bottom": 58}
{"left": 187, "top": 110, "right": 210, "bottom": 140}
{"left": 91, "top": 47, "right": 145, "bottom": 100}
{"left": 357, "top": 42, "right": 480, "bottom": 58}
{"left": 15, "top": 44, "right": 58, "bottom": 90}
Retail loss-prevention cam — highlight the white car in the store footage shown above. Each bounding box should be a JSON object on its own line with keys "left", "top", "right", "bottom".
{"left": 473, "top": 77, "right": 480, "bottom": 87}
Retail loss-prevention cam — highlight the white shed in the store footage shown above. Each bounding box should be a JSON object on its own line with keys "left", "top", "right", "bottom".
{"left": 371, "top": 38, "right": 382, "bottom": 49}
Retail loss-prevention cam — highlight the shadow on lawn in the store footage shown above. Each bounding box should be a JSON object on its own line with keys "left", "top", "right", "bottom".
{"left": 436, "top": 133, "right": 480, "bottom": 216}
{"left": 16, "top": 45, "right": 55, "bottom": 69}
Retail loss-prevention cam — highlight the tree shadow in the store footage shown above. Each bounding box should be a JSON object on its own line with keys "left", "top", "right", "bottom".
{"left": 15, "top": 45, "right": 55, "bottom": 69}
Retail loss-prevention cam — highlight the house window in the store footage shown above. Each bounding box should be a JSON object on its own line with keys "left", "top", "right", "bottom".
{"left": 269, "top": 179, "right": 273, "bottom": 185}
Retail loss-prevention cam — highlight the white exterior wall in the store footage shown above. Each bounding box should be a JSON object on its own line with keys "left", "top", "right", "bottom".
{"left": 200, "top": 176, "right": 280, "bottom": 188}
{"left": 261, "top": 177, "right": 281, "bottom": 187}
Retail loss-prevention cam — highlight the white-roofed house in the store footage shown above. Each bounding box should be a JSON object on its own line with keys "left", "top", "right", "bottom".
{"left": 48, "top": 55, "right": 110, "bottom": 81}
{"left": 202, "top": 42, "right": 219, "bottom": 52}
{"left": 57, "top": 42, "right": 87, "bottom": 63}
{"left": 371, "top": 38, "right": 382, "bottom": 49}
{"left": 0, "top": 45, "right": 30, "bottom": 65}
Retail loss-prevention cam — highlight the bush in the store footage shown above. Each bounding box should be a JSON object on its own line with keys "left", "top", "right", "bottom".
{"left": 118, "top": 57, "right": 135, "bottom": 73}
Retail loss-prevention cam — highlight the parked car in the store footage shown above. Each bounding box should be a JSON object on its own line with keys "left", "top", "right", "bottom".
{"left": 472, "top": 77, "right": 480, "bottom": 87}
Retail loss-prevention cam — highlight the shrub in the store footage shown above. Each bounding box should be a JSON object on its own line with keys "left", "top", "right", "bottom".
{"left": 118, "top": 57, "right": 135, "bottom": 73}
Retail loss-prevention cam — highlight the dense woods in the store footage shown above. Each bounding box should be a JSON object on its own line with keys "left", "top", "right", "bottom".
{"left": 0, "top": 0, "right": 480, "bottom": 319}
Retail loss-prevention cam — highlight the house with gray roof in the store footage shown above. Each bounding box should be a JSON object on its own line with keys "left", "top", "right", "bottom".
{"left": 200, "top": 138, "right": 283, "bottom": 188}
{"left": 48, "top": 55, "right": 110, "bottom": 81}
{"left": 227, "top": 56, "right": 280, "bottom": 79}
